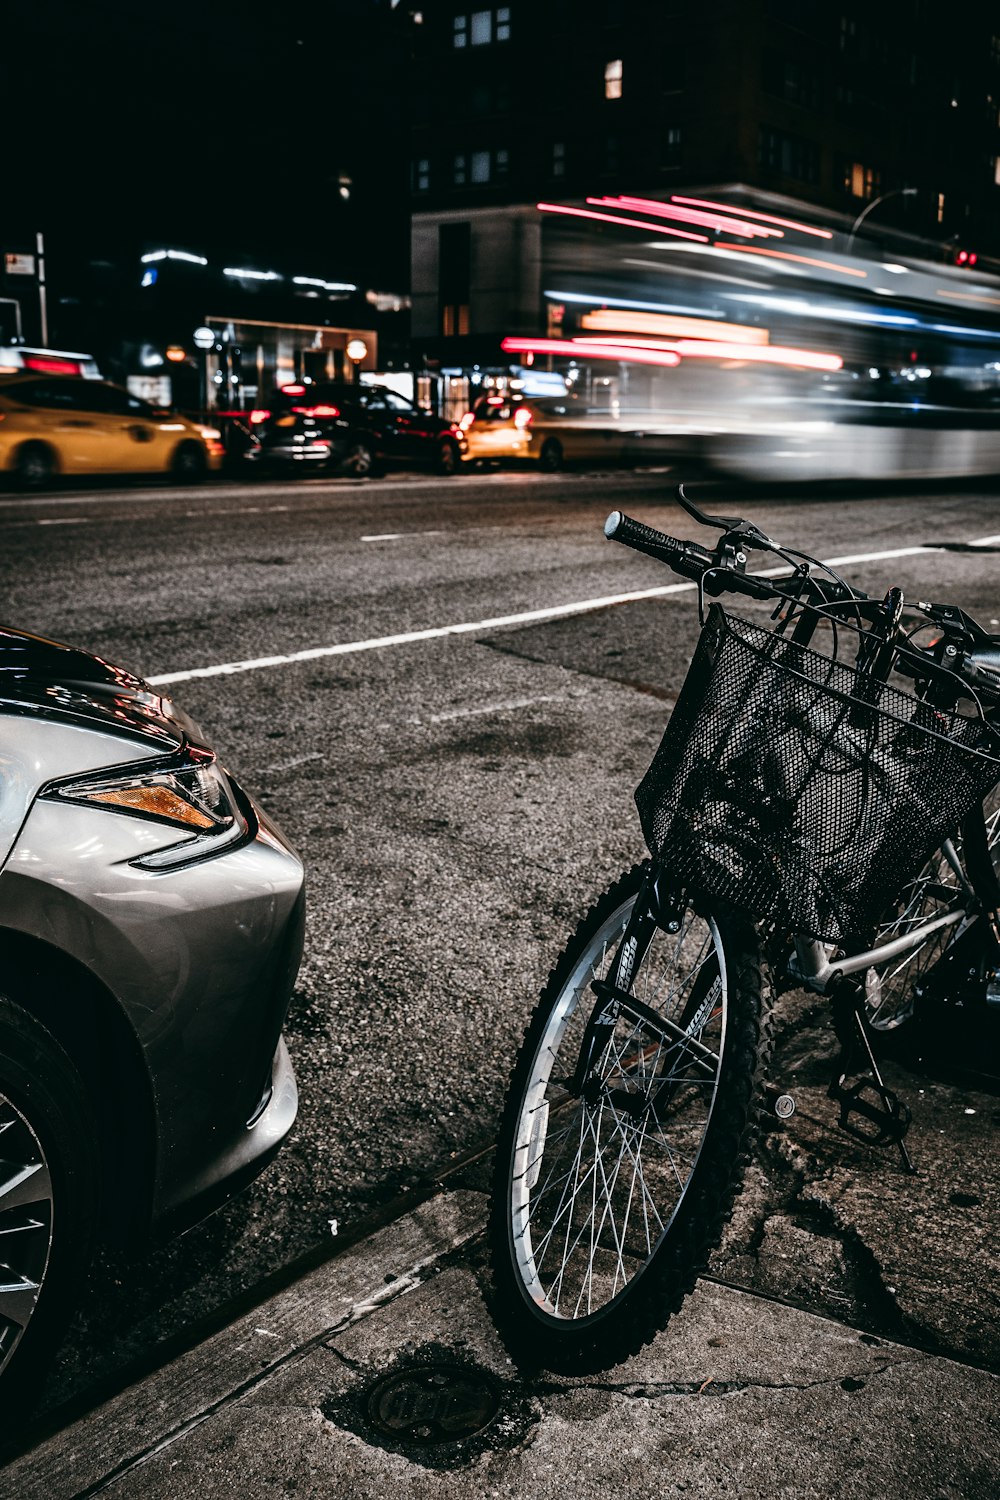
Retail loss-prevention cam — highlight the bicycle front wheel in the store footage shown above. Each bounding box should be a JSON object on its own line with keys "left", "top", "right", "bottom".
{"left": 488, "top": 861, "right": 767, "bottom": 1373}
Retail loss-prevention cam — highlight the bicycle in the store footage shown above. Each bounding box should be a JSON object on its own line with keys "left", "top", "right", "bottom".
{"left": 488, "top": 485, "right": 1000, "bottom": 1374}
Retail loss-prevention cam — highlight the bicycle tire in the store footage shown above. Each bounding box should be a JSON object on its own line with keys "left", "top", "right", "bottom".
{"left": 488, "top": 861, "right": 768, "bottom": 1374}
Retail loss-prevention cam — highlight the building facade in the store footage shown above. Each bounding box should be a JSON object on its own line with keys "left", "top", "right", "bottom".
{"left": 410, "top": 0, "right": 1000, "bottom": 393}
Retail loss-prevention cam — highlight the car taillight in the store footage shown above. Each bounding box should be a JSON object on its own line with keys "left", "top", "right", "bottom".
{"left": 249, "top": 409, "right": 271, "bottom": 424}
{"left": 514, "top": 407, "right": 533, "bottom": 428}
{"left": 281, "top": 384, "right": 307, "bottom": 395}
{"left": 291, "top": 404, "right": 340, "bottom": 418}
{"left": 459, "top": 411, "right": 475, "bottom": 430}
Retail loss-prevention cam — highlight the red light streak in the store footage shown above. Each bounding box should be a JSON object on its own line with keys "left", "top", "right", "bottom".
{"left": 671, "top": 196, "right": 834, "bottom": 239}
{"left": 280, "top": 383, "right": 306, "bottom": 395}
{"left": 292, "top": 404, "right": 341, "bottom": 418}
{"left": 590, "top": 195, "right": 782, "bottom": 239}
{"left": 576, "top": 335, "right": 843, "bottom": 371}
{"left": 709, "top": 242, "right": 867, "bottom": 277}
{"left": 535, "top": 203, "right": 708, "bottom": 242}
{"left": 23, "top": 355, "right": 83, "bottom": 375}
{"left": 249, "top": 409, "right": 271, "bottom": 424}
{"left": 501, "top": 336, "right": 681, "bottom": 367}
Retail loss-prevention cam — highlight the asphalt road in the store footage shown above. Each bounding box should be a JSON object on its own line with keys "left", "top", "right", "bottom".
{"left": 2, "top": 464, "right": 999, "bottom": 1418}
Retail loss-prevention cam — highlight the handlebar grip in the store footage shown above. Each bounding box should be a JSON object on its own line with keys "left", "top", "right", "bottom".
{"left": 605, "top": 510, "right": 700, "bottom": 567}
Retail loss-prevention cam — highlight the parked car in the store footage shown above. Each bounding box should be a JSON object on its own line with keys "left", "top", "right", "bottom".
{"left": 0, "top": 375, "right": 224, "bottom": 488}
{"left": 459, "top": 392, "right": 638, "bottom": 470}
{"left": 247, "top": 382, "right": 467, "bottom": 477}
{"left": 0, "top": 625, "right": 304, "bottom": 1404}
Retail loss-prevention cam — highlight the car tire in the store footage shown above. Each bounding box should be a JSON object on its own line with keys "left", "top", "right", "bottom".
{"left": 340, "top": 440, "right": 375, "bottom": 479}
{"left": 14, "top": 443, "right": 57, "bottom": 491}
{"left": 436, "top": 438, "right": 461, "bottom": 476}
{"left": 538, "top": 438, "right": 563, "bottom": 472}
{"left": 0, "top": 996, "right": 99, "bottom": 1412}
{"left": 171, "top": 441, "right": 208, "bottom": 483}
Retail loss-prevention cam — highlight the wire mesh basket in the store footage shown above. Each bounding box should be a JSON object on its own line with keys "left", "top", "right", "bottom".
{"left": 635, "top": 605, "right": 1000, "bottom": 944}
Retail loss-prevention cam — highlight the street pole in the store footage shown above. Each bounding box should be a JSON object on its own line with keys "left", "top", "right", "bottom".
{"left": 35, "top": 231, "right": 48, "bottom": 347}
{"left": 846, "top": 188, "right": 918, "bottom": 255}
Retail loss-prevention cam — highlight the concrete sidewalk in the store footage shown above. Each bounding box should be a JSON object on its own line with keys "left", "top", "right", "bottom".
{"left": 4, "top": 1190, "right": 998, "bottom": 1500}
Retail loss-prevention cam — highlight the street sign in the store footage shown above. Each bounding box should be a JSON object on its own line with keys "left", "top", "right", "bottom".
{"left": 4, "top": 253, "right": 35, "bottom": 276}
{"left": 193, "top": 326, "right": 215, "bottom": 349}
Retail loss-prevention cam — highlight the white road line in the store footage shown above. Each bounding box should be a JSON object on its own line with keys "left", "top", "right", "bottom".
{"left": 148, "top": 580, "right": 698, "bottom": 685}
{"left": 36, "top": 517, "right": 90, "bottom": 526}
{"left": 421, "top": 691, "right": 585, "bottom": 725}
{"left": 147, "top": 537, "right": 960, "bottom": 688}
{"left": 362, "top": 530, "right": 446, "bottom": 542}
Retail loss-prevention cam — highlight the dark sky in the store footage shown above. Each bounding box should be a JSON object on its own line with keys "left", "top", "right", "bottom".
{"left": 3, "top": 0, "right": 414, "bottom": 285}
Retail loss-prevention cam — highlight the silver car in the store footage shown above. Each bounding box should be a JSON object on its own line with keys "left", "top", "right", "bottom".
{"left": 0, "top": 626, "right": 303, "bottom": 1404}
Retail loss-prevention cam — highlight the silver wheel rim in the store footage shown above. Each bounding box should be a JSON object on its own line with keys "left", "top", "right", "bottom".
{"left": 867, "top": 785, "right": 1000, "bottom": 1030}
{"left": 349, "top": 445, "right": 372, "bottom": 476}
{"left": 509, "top": 895, "right": 728, "bottom": 1322}
{"left": 0, "top": 1091, "right": 54, "bottom": 1377}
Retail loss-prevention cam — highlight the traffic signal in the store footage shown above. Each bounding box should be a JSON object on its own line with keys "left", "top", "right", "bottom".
{"left": 954, "top": 248, "right": 978, "bottom": 267}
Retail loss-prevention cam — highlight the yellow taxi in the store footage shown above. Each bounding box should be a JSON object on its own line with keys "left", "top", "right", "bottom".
{"left": 458, "top": 391, "right": 638, "bottom": 471}
{"left": 0, "top": 374, "right": 224, "bottom": 487}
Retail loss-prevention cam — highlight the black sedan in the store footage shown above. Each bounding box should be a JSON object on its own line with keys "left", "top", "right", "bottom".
{"left": 247, "top": 383, "right": 467, "bottom": 477}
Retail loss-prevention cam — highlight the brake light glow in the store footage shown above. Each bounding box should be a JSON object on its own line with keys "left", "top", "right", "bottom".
{"left": 23, "top": 355, "right": 83, "bottom": 375}
{"left": 459, "top": 411, "right": 475, "bottom": 429}
{"left": 513, "top": 406, "right": 533, "bottom": 428}
{"left": 281, "top": 384, "right": 307, "bottom": 395}
{"left": 290, "top": 403, "right": 340, "bottom": 418}
{"left": 249, "top": 409, "right": 271, "bottom": 424}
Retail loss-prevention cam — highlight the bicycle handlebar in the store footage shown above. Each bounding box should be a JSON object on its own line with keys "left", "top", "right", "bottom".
{"left": 604, "top": 510, "right": 713, "bottom": 576}
{"left": 605, "top": 505, "right": 1000, "bottom": 708}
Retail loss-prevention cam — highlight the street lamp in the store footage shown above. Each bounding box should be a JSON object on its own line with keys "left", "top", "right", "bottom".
{"left": 846, "top": 187, "right": 918, "bottom": 254}
{"left": 346, "top": 337, "right": 367, "bottom": 385}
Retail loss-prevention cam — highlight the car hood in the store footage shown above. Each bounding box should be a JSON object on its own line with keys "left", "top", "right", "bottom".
{"left": 0, "top": 627, "right": 199, "bottom": 749}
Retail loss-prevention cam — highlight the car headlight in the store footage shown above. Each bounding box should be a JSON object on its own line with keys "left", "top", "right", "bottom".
{"left": 44, "top": 747, "right": 249, "bottom": 870}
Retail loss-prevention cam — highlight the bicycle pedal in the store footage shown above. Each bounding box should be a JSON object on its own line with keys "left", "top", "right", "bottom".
{"left": 831, "top": 1077, "right": 912, "bottom": 1147}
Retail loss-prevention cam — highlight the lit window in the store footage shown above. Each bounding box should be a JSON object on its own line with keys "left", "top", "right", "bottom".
{"left": 496, "top": 6, "right": 511, "bottom": 40}
{"left": 495, "top": 147, "right": 510, "bottom": 178}
{"left": 471, "top": 149, "right": 491, "bottom": 183}
{"left": 552, "top": 141, "right": 565, "bottom": 178}
{"left": 471, "top": 9, "right": 492, "bottom": 44}
{"left": 844, "top": 160, "right": 880, "bottom": 199}
{"left": 995, "top": 157, "right": 1000, "bottom": 187}
{"left": 605, "top": 59, "right": 623, "bottom": 100}
{"left": 453, "top": 153, "right": 468, "bottom": 186}
{"left": 663, "top": 125, "right": 682, "bottom": 163}
{"left": 937, "top": 192, "right": 946, "bottom": 222}
{"left": 414, "top": 158, "right": 430, "bottom": 192}
{"left": 453, "top": 14, "right": 467, "bottom": 46}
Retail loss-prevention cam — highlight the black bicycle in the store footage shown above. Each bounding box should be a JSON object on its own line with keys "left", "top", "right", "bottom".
{"left": 489, "top": 486, "right": 1000, "bottom": 1374}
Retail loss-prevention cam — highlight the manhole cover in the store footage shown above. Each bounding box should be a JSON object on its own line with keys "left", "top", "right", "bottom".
{"left": 366, "top": 1360, "right": 501, "bottom": 1446}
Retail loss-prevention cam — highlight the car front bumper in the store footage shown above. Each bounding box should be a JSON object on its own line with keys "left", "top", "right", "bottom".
{"left": 0, "top": 779, "right": 305, "bottom": 1230}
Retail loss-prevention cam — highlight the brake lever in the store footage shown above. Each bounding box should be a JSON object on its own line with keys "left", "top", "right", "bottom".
{"left": 676, "top": 483, "right": 773, "bottom": 550}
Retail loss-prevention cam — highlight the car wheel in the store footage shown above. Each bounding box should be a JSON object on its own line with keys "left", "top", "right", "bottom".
{"left": 14, "top": 443, "right": 57, "bottom": 491}
{"left": 341, "top": 440, "right": 375, "bottom": 479}
{"left": 538, "top": 438, "right": 564, "bottom": 472}
{"left": 171, "top": 441, "right": 208, "bottom": 483}
{"left": 436, "top": 438, "right": 460, "bottom": 476}
{"left": 0, "top": 996, "right": 99, "bottom": 1411}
